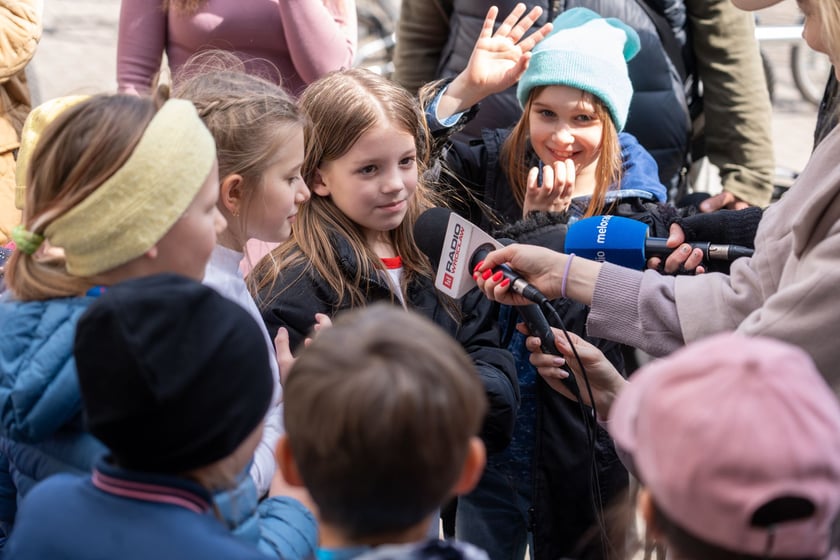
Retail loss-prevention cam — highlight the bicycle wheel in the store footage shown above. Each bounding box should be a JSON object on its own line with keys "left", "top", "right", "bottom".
{"left": 354, "top": 1, "right": 396, "bottom": 77}
{"left": 791, "top": 43, "right": 831, "bottom": 106}
{"left": 761, "top": 49, "right": 775, "bottom": 104}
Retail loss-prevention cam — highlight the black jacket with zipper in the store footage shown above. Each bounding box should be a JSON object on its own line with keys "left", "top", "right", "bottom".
{"left": 255, "top": 231, "right": 519, "bottom": 454}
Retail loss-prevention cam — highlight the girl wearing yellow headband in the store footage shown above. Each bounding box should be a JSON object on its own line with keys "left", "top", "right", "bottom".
{"left": 0, "top": 93, "right": 317, "bottom": 557}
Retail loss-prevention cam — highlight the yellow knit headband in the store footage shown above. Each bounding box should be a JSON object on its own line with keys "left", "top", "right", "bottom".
{"left": 45, "top": 99, "right": 216, "bottom": 276}
{"left": 15, "top": 94, "right": 90, "bottom": 210}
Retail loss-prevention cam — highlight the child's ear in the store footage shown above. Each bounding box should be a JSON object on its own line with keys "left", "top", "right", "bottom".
{"left": 220, "top": 174, "right": 244, "bottom": 215}
{"left": 275, "top": 435, "right": 306, "bottom": 487}
{"left": 311, "top": 169, "right": 330, "bottom": 197}
{"left": 451, "top": 437, "right": 486, "bottom": 496}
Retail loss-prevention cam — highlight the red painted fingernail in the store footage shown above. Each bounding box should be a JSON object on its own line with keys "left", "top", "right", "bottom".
{"left": 482, "top": 269, "right": 493, "bottom": 280}
{"left": 500, "top": 278, "right": 510, "bottom": 288}
{"left": 473, "top": 261, "right": 484, "bottom": 272}
{"left": 492, "top": 271, "right": 504, "bottom": 282}
{"left": 473, "top": 272, "right": 479, "bottom": 280}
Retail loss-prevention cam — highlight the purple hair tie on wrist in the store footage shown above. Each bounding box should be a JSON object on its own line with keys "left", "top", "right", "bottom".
{"left": 561, "top": 253, "right": 575, "bottom": 299}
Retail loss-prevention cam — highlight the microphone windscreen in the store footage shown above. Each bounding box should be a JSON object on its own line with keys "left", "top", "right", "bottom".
{"left": 564, "top": 215, "right": 650, "bottom": 269}
{"left": 413, "top": 207, "right": 453, "bottom": 269}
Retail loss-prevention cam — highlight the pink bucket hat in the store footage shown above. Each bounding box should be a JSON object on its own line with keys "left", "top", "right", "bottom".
{"left": 609, "top": 333, "right": 840, "bottom": 558}
{"left": 731, "top": 0, "right": 785, "bottom": 10}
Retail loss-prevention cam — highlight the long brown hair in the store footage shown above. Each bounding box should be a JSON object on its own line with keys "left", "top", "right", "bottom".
{"left": 500, "top": 86, "right": 622, "bottom": 218}
{"left": 252, "top": 68, "right": 445, "bottom": 309}
{"left": 6, "top": 91, "right": 168, "bottom": 301}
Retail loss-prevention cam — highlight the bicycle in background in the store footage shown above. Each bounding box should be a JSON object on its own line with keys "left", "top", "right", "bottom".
{"left": 354, "top": 0, "right": 398, "bottom": 78}
{"left": 756, "top": 19, "right": 832, "bottom": 106}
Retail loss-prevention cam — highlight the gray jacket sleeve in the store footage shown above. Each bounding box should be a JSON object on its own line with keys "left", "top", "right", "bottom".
{"left": 392, "top": 0, "right": 453, "bottom": 93}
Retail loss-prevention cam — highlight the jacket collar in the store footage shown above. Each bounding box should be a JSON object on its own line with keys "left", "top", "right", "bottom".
{"left": 92, "top": 457, "right": 213, "bottom": 514}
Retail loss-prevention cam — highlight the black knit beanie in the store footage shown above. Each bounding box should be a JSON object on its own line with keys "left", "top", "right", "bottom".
{"left": 73, "top": 273, "right": 273, "bottom": 474}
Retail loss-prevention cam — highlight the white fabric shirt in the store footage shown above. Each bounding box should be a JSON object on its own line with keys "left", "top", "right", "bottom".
{"left": 203, "top": 244, "right": 284, "bottom": 497}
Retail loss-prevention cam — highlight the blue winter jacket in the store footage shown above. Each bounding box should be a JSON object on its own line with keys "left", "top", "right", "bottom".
{"left": 0, "top": 295, "right": 316, "bottom": 557}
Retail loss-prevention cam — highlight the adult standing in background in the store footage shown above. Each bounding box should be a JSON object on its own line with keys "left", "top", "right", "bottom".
{"left": 117, "top": 0, "right": 357, "bottom": 268}
{"left": 0, "top": 0, "right": 41, "bottom": 247}
{"left": 393, "top": 0, "right": 775, "bottom": 212}
{"left": 117, "top": 0, "right": 357, "bottom": 97}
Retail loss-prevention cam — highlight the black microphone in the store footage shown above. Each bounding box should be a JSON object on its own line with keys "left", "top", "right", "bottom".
{"left": 643, "top": 237, "right": 755, "bottom": 261}
{"left": 564, "top": 215, "right": 754, "bottom": 269}
{"left": 414, "top": 207, "right": 578, "bottom": 393}
{"left": 414, "top": 207, "right": 548, "bottom": 305}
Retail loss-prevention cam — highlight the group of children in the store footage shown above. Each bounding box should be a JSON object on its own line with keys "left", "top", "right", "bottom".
{"left": 0, "top": 2, "right": 839, "bottom": 560}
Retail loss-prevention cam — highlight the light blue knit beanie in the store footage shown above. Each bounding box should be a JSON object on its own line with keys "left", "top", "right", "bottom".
{"left": 516, "top": 7, "right": 641, "bottom": 131}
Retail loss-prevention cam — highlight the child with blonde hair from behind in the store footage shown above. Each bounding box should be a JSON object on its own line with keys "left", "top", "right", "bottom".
{"left": 173, "top": 50, "right": 310, "bottom": 498}
{"left": 276, "top": 304, "right": 490, "bottom": 560}
{"left": 7, "top": 274, "right": 279, "bottom": 559}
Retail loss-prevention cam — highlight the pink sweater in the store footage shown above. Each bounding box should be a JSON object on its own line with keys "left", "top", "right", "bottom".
{"left": 587, "top": 125, "right": 840, "bottom": 390}
{"left": 117, "top": 0, "right": 356, "bottom": 96}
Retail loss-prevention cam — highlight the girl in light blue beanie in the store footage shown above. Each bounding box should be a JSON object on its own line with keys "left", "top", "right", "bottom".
{"left": 420, "top": 6, "right": 675, "bottom": 559}
{"left": 424, "top": 5, "right": 666, "bottom": 228}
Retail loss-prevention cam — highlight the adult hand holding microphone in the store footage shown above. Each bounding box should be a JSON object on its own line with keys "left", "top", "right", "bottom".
{"left": 472, "top": 243, "right": 601, "bottom": 307}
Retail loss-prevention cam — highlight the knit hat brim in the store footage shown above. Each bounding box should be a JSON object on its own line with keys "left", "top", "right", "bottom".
{"left": 516, "top": 8, "right": 641, "bottom": 131}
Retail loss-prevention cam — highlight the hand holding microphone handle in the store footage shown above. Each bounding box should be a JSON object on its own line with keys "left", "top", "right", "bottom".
{"left": 471, "top": 243, "right": 548, "bottom": 305}
{"left": 517, "top": 304, "right": 562, "bottom": 356}
{"left": 516, "top": 302, "right": 580, "bottom": 396}
{"left": 644, "top": 238, "right": 755, "bottom": 261}
{"left": 472, "top": 243, "right": 578, "bottom": 394}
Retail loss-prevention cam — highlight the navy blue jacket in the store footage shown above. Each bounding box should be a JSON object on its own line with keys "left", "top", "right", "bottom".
{"left": 6, "top": 459, "right": 270, "bottom": 559}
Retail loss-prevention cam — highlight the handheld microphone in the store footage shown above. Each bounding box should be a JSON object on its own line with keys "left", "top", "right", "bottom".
{"left": 414, "top": 207, "right": 548, "bottom": 304}
{"left": 414, "top": 208, "right": 578, "bottom": 394}
{"left": 564, "top": 215, "right": 755, "bottom": 269}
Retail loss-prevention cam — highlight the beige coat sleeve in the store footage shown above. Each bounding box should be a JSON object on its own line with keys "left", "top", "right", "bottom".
{"left": 0, "top": 0, "right": 42, "bottom": 82}
{"left": 686, "top": 0, "right": 775, "bottom": 207}
{"left": 392, "top": 0, "right": 453, "bottom": 94}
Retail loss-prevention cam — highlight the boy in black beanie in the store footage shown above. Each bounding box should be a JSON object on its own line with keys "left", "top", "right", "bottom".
{"left": 6, "top": 274, "right": 276, "bottom": 559}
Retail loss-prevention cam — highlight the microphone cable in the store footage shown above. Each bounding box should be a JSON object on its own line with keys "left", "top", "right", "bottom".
{"left": 538, "top": 298, "right": 615, "bottom": 560}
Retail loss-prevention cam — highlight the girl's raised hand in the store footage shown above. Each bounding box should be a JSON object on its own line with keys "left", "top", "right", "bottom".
{"left": 460, "top": 4, "right": 553, "bottom": 99}
{"left": 523, "top": 160, "right": 574, "bottom": 216}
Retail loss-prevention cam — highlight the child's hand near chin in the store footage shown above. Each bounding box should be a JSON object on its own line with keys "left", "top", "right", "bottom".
{"left": 523, "top": 160, "right": 574, "bottom": 216}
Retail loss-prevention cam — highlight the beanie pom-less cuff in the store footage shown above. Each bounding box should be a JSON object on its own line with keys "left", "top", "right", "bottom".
{"left": 516, "top": 8, "right": 639, "bottom": 131}
{"left": 517, "top": 50, "right": 633, "bottom": 130}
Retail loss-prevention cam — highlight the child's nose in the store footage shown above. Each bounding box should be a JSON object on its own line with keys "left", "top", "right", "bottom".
{"left": 381, "top": 167, "right": 403, "bottom": 192}
{"left": 296, "top": 181, "right": 311, "bottom": 203}
{"left": 552, "top": 126, "right": 575, "bottom": 144}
